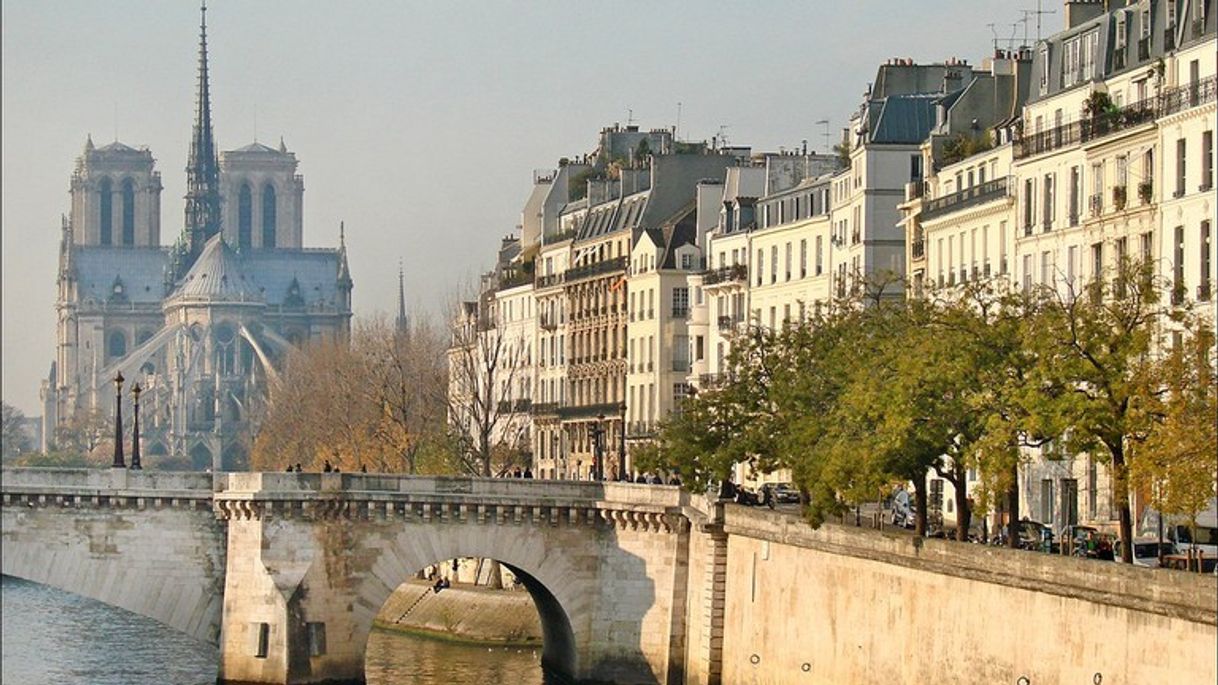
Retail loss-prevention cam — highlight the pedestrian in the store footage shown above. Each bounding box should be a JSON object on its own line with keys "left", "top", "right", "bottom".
{"left": 635, "top": 473, "right": 646, "bottom": 484}
{"left": 669, "top": 475, "right": 681, "bottom": 487}
{"left": 285, "top": 464, "right": 293, "bottom": 472}
{"left": 323, "top": 460, "right": 333, "bottom": 473}
{"left": 360, "top": 464, "right": 367, "bottom": 473}
{"left": 523, "top": 468, "right": 533, "bottom": 479}
{"left": 295, "top": 463, "right": 303, "bottom": 473}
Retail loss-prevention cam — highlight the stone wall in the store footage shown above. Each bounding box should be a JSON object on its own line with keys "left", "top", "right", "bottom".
{"left": 711, "top": 505, "right": 1218, "bottom": 685}
{"left": 0, "top": 469, "right": 225, "bottom": 644}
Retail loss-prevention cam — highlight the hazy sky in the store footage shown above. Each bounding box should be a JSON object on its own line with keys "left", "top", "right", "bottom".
{"left": 2, "top": 0, "right": 1032, "bottom": 414}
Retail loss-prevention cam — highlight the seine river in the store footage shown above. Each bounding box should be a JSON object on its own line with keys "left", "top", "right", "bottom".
{"left": 0, "top": 575, "right": 549, "bottom": 685}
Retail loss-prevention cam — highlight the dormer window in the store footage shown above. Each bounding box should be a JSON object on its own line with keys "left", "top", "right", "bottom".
{"left": 1140, "top": 7, "right": 1151, "bottom": 39}
{"left": 1116, "top": 12, "right": 1127, "bottom": 49}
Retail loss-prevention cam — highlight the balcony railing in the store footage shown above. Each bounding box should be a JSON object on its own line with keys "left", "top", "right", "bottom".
{"left": 921, "top": 176, "right": 1011, "bottom": 221}
{"left": 565, "top": 255, "right": 628, "bottom": 284}
{"left": 1014, "top": 94, "right": 1164, "bottom": 160}
{"left": 1161, "top": 75, "right": 1218, "bottom": 116}
{"left": 539, "top": 313, "right": 558, "bottom": 330}
{"left": 703, "top": 263, "right": 749, "bottom": 285}
{"left": 557, "top": 402, "right": 624, "bottom": 420}
{"left": 717, "top": 315, "right": 742, "bottom": 331}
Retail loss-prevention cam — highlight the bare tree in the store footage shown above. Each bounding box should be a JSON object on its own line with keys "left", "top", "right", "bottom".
{"left": 446, "top": 301, "right": 532, "bottom": 477}
{"left": 2, "top": 401, "right": 32, "bottom": 462}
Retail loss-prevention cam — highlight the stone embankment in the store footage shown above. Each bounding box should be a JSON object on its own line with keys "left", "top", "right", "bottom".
{"left": 373, "top": 580, "right": 542, "bottom": 645}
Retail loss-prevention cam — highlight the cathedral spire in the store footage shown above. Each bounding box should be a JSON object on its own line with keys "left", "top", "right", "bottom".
{"left": 395, "top": 259, "right": 408, "bottom": 336}
{"left": 181, "top": 0, "right": 222, "bottom": 273}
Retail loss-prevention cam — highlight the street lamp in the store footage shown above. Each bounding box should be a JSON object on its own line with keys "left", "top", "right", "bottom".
{"left": 130, "top": 382, "right": 143, "bottom": 470}
{"left": 591, "top": 413, "right": 606, "bottom": 481}
{"left": 111, "top": 372, "right": 125, "bottom": 468}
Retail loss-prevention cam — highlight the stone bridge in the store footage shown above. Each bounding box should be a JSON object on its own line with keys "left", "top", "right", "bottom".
{"left": 3, "top": 467, "right": 1216, "bottom": 685}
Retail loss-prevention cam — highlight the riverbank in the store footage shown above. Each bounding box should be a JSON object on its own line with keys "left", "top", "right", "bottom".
{"left": 372, "top": 579, "right": 542, "bottom": 646}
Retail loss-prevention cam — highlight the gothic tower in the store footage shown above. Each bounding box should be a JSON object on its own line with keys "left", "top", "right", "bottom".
{"left": 181, "top": 1, "right": 222, "bottom": 269}
{"left": 68, "top": 136, "right": 163, "bottom": 247}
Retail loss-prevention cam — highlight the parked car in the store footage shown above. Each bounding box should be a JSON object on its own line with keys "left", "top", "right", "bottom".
{"left": 1060, "top": 525, "right": 1100, "bottom": 557}
{"left": 773, "top": 483, "right": 801, "bottom": 504}
{"left": 890, "top": 490, "right": 916, "bottom": 528}
{"left": 1015, "top": 520, "right": 1057, "bottom": 552}
{"left": 1114, "top": 539, "right": 1176, "bottom": 568}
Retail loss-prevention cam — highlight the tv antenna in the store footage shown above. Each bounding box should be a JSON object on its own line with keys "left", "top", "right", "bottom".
{"left": 715, "top": 124, "right": 730, "bottom": 148}
{"left": 626, "top": 108, "right": 634, "bottom": 126}
{"left": 815, "top": 119, "right": 831, "bottom": 153}
{"left": 1019, "top": 0, "right": 1055, "bottom": 46}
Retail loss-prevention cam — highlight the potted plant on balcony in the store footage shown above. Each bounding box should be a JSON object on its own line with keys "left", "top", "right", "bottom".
{"left": 1138, "top": 181, "right": 1153, "bottom": 204}
{"left": 1113, "top": 185, "right": 1128, "bottom": 210}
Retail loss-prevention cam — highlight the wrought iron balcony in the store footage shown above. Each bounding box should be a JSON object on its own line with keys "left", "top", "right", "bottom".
{"left": 921, "top": 177, "right": 1010, "bottom": 222}
{"left": 557, "top": 402, "right": 624, "bottom": 420}
{"left": 564, "top": 256, "right": 628, "bottom": 284}
{"left": 717, "top": 315, "right": 742, "bottom": 331}
{"left": 703, "top": 264, "right": 748, "bottom": 285}
{"left": 530, "top": 402, "right": 560, "bottom": 417}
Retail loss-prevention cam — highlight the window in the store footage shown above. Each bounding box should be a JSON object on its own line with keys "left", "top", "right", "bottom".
{"left": 756, "top": 250, "right": 763, "bottom": 286}
{"left": 1069, "top": 166, "right": 1081, "bottom": 225}
{"left": 695, "top": 335, "right": 704, "bottom": 361}
{"left": 253, "top": 622, "right": 270, "bottom": 658}
{"left": 262, "top": 183, "right": 277, "bottom": 248}
{"left": 672, "top": 287, "right": 689, "bottom": 317}
{"left": 1041, "top": 479, "right": 1055, "bottom": 524}
{"left": 999, "top": 221, "right": 1008, "bottom": 274}
{"left": 308, "top": 623, "right": 327, "bottom": 657}
{"left": 1092, "top": 242, "right": 1104, "bottom": 282}
{"left": 1039, "top": 46, "right": 1050, "bottom": 93}
{"left": 1023, "top": 254, "right": 1033, "bottom": 293}
{"left": 1174, "top": 226, "right": 1185, "bottom": 300}
{"left": 238, "top": 183, "right": 253, "bottom": 249}
{"left": 1061, "top": 480, "right": 1079, "bottom": 527}
{"left": 1042, "top": 174, "right": 1055, "bottom": 231}
{"left": 1202, "top": 221, "right": 1213, "bottom": 300}
{"left": 1067, "top": 245, "right": 1078, "bottom": 286}
{"left": 770, "top": 246, "right": 778, "bottom": 284}
{"left": 800, "top": 239, "right": 807, "bottom": 278}
{"left": 1040, "top": 250, "right": 1052, "bottom": 286}
{"left": 1202, "top": 130, "right": 1214, "bottom": 190}
{"left": 784, "top": 243, "right": 792, "bottom": 281}
{"left": 1176, "top": 138, "right": 1187, "bottom": 197}
{"left": 815, "top": 237, "right": 823, "bottom": 275}
{"left": 99, "top": 177, "right": 113, "bottom": 245}
{"left": 1115, "top": 12, "right": 1127, "bottom": 49}
{"left": 121, "top": 179, "right": 136, "bottom": 245}
{"left": 1023, "top": 178, "right": 1035, "bottom": 232}
{"left": 107, "top": 330, "right": 127, "bottom": 359}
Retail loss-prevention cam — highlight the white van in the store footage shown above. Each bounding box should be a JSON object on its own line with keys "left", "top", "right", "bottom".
{"left": 1139, "top": 498, "right": 1218, "bottom": 559}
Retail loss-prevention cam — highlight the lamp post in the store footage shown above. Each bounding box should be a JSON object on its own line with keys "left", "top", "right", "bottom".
{"left": 111, "top": 372, "right": 125, "bottom": 468}
{"left": 591, "top": 414, "right": 606, "bottom": 481}
{"left": 130, "top": 382, "right": 142, "bottom": 470}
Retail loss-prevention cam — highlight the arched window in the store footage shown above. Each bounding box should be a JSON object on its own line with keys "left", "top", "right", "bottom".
{"left": 238, "top": 183, "right": 253, "bottom": 249}
{"left": 99, "top": 178, "right": 113, "bottom": 245}
{"left": 261, "top": 183, "right": 277, "bottom": 248}
{"left": 107, "top": 330, "right": 127, "bottom": 359}
{"left": 121, "top": 178, "right": 136, "bottom": 245}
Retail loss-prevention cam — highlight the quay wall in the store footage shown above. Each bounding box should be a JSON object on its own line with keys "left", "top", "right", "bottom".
{"left": 706, "top": 505, "right": 1218, "bottom": 685}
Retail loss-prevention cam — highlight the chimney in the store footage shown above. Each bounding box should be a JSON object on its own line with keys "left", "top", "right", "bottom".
{"left": 1064, "top": 0, "right": 1105, "bottom": 30}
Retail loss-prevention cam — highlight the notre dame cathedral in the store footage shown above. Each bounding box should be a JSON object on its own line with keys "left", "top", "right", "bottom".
{"left": 39, "top": 4, "right": 353, "bottom": 470}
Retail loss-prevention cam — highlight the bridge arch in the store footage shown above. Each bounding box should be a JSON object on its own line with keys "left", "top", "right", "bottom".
{"left": 351, "top": 528, "right": 586, "bottom": 679}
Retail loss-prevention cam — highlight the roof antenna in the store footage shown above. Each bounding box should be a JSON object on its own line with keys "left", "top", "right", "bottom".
{"left": 815, "top": 119, "right": 830, "bottom": 154}
{"left": 627, "top": 107, "right": 634, "bottom": 126}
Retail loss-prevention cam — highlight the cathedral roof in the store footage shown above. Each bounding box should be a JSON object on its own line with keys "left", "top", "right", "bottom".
{"left": 94, "top": 141, "right": 143, "bottom": 154}
{"left": 173, "top": 234, "right": 264, "bottom": 303}
{"left": 72, "top": 246, "right": 170, "bottom": 305}
{"left": 230, "top": 142, "right": 284, "bottom": 154}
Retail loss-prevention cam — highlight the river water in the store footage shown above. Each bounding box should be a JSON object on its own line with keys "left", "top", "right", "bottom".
{"left": 0, "top": 575, "right": 548, "bottom": 685}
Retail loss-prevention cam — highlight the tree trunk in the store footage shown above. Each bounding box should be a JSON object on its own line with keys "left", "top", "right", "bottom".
{"left": 954, "top": 476, "right": 971, "bottom": 542}
{"left": 1112, "top": 446, "right": 1134, "bottom": 563}
{"left": 1006, "top": 462, "right": 1020, "bottom": 549}
{"left": 914, "top": 471, "right": 929, "bottom": 537}
{"left": 485, "top": 559, "right": 504, "bottom": 590}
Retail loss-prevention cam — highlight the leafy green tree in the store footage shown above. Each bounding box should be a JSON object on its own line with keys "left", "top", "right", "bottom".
{"left": 1129, "top": 319, "right": 1217, "bottom": 531}
{"left": 1017, "top": 267, "right": 1177, "bottom": 562}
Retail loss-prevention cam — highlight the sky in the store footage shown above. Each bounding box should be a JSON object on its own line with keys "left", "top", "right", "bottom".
{"left": 2, "top": 0, "right": 1038, "bottom": 415}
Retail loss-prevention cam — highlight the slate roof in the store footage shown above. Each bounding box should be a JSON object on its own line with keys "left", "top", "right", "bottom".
{"left": 73, "top": 246, "right": 169, "bottom": 305}
{"left": 173, "top": 235, "right": 263, "bottom": 303}
{"left": 869, "top": 93, "right": 940, "bottom": 145}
